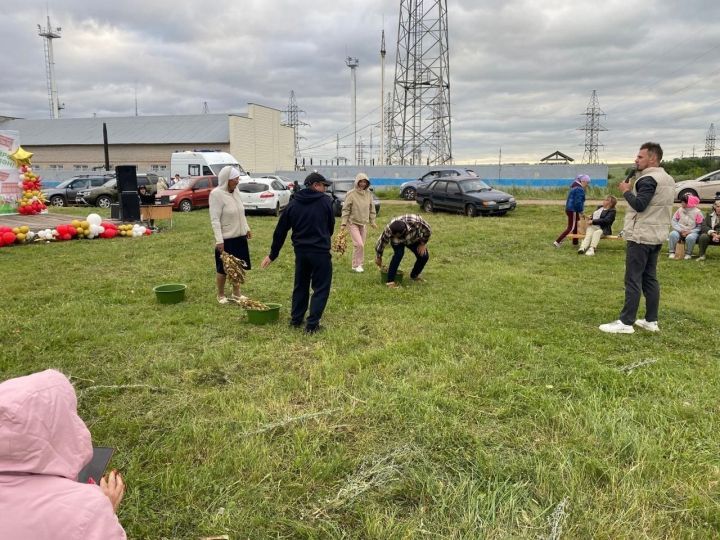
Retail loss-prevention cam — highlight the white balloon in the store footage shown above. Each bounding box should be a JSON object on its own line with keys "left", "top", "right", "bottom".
{"left": 86, "top": 213, "right": 102, "bottom": 226}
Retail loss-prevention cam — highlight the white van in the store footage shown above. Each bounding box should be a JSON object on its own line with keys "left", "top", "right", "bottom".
{"left": 170, "top": 151, "right": 250, "bottom": 180}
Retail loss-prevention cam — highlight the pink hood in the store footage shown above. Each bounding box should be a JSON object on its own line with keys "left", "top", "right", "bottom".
{"left": 0, "top": 370, "right": 126, "bottom": 539}
{"left": 0, "top": 369, "right": 92, "bottom": 479}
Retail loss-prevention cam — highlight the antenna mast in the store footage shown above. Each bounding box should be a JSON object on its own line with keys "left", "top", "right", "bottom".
{"left": 704, "top": 123, "right": 716, "bottom": 158}
{"left": 37, "top": 15, "right": 63, "bottom": 119}
{"left": 283, "top": 90, "right": 309, "bottom": 169}
{"left": 578, "top": 90, "right": 607, "bottom": 164}
{"left": 389, "top": 0, "right": 452, "bottom": 165}
{"left": 346, "top": 56, "right": 360, "bottom": 166}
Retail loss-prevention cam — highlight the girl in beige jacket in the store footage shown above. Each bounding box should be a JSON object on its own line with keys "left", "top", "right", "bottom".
{"left": 340, "top": 173, "right": 377, "bottom": 272}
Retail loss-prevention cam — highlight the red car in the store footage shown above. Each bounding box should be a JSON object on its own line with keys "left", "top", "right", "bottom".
{"left": 156, "top": 175, "right": 218, "bottom": 212}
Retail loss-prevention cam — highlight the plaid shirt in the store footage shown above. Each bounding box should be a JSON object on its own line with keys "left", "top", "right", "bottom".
{"left": 375, "top": 214, "right": 432, "bottom": 256}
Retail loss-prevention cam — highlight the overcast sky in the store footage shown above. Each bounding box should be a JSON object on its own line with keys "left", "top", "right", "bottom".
{"left": 2, "top": 0, "right": 720, "bottom": 164}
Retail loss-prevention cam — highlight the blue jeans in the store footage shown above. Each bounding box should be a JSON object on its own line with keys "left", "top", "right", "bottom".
{"left": 387, "top": 242, "right": 429, "bottom": 283}
{"left": 668, "top": 230, "right": 698, "bottom": 256}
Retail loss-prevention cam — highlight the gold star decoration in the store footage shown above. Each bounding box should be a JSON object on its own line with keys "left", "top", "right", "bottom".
{"left": 9, "top": 146, "right": 33, "bottom": 167}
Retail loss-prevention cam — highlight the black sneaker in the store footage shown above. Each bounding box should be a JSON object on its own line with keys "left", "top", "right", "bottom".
{"left": 289, "top": 320, "right": 303, "bottom": 329}
{"left": 304, "top": 325, "right": 323, "bottom": 334}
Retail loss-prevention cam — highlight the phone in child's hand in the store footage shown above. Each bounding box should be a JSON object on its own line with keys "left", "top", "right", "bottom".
{"left": 77, "top": 446, "right": 115, "bottom": 484}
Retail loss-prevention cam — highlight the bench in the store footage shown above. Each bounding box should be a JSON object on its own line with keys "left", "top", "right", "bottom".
{"left": 567, "top": 233, "right": 622, "bottom": 241}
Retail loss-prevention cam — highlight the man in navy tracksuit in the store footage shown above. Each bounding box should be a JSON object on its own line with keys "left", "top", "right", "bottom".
{"left": 261, "top": 172, "right": 335, "bottom": 333}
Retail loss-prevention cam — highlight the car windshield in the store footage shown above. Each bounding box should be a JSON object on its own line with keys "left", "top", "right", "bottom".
{"left": 237, "top": 183, "right": 269, "bottom": 193}
{"left": 209, "top": 163, "right": 247, "bottom": 176}
{"left": 460, "top": 179, "right": 491, "bottom": 192}
{"left": 332, "top": 181, "right": 355, "bottom": 193}
{"left": 170, "top": 179, "right": 193, "bottom": 189}
{"left": 103, "top": 179, "right": 117, "bottom": 188}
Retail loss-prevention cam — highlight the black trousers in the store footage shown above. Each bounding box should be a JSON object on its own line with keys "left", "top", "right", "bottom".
{"left": 387, "top": 242, "right": 429, "bottom": 282}
{"left": 619, "top": 241, "right": 661, "bottom": 325}
{"left": 291, "top": 250, "right": 332, "bottom": 329}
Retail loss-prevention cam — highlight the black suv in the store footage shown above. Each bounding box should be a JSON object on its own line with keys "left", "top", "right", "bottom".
{"left": 45, "top": 175, "right": 113, "bottom": 207}
{"left": 76, "top": 174, "right": 159, "bottom": 208}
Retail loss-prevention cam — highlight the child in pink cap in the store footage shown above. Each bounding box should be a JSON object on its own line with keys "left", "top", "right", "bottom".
{"left": 668, "top": 193, "right": 704, "bottom": 259}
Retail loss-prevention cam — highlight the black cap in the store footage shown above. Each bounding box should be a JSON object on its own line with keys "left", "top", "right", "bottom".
{"left": 304, "top": 172, "right": 331, "bottom": 186}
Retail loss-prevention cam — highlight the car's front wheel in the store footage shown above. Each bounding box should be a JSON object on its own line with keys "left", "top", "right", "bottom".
{"left": 401, "top": 187, "right": 417, "bottom": 200}
{"left": 179, "top": 199, "right": 193, "bottom": 212}
{"left": 50, "top": 195, "right": 65, "bottom": 207}
{"left": 96, "top": 196, "right": 112, "bottom": 208}
{"left": 465, "top": 204, "right": 477, "bottom": 217}
{"left": 423, "top": 199, "right": 434, "bottom": 213}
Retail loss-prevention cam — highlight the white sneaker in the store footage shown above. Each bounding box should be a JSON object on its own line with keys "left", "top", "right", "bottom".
{"left": 683, "top": 254, "right": 692, "bottom": 260}
{"left": 599, "top": 320, "right": 635, "bottom": 334}
{"left": 553, "top": 241, "right": 562, "bottom": 248}
{"left": 668, "top": 253, "right": 675, "bottom": 259}
{"left": 352, "top": 266, "right": 364, "bottom": 273}
{"left": 585, "top": 247, "right": 595, "bottom": 256}
{"left": 697, "top": 255, "right": 706, "bottom": 261}
{"left": 577, "top": 247, "right": 585, "bottom": 254}
{"left": 634, "top": 319, "right": 659, "bottom": 332}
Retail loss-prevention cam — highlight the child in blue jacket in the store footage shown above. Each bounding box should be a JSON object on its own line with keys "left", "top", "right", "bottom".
{"left": 554, "top": 174, "right": 590, "bottom": 247}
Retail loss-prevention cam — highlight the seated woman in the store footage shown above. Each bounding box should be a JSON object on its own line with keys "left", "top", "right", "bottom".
{"left": 577, "top": 195, "right": 617, "bottom": 256}
{"left": 0, "top": 370, "right": 126, "bottom": 539}
{"left": 697, "top": 199, "right": 720, "bottom": 261}
{"left": 668, "top": 193, "right": 703, "bottom": 259}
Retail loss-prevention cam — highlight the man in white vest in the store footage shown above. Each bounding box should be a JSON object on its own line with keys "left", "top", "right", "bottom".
{"left": 600, "top": 142, "right": 674, "bottom": 334}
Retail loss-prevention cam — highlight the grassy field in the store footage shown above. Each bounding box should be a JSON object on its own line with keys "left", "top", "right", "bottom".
{"left": 2, "top": 203, "right": 719, "bottom": 539}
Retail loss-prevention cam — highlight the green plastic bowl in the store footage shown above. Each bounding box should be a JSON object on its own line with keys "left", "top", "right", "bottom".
{"left": 153, "top": 284, "right": 187, "bottom": 304}
{"left": 245, "top": 303, "right": 281, "bottom": 324}
{"left": 380, "top": 269, "right": 404, "bottom": 284}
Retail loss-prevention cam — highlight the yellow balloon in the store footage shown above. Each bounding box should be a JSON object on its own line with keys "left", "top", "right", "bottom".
{"left": 9, "top": 146, "right": 33, "bottom": 167}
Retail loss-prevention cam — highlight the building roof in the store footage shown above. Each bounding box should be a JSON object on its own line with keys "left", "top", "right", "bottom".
{"left": 540, "top": 150, "right": 574, "bottom": 163}
{"left": 0, "top": 114, "right": 246, "bottom": 146}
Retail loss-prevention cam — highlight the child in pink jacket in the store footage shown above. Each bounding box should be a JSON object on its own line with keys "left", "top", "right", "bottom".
{"left": 0, "top": 369, "right": 126, "bottom": 539}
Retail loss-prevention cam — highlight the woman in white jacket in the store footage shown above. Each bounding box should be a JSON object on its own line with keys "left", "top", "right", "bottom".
{"left": 209, "top": 166, "right": 252, "bottom": 303}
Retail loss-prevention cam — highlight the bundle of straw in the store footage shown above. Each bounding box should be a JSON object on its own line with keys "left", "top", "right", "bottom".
{"left": 220, "top": 251, "right": 248, "bottom": 285}
{"left": 332, "top": 228, "right": 348, "bottom": 255}
{"left": 238, "top": 298, "right": 269, "bottom": 310}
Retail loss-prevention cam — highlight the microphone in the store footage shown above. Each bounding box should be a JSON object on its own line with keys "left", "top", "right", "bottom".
{"left": 623, "top": 167, "right": 637, "bottom": 182}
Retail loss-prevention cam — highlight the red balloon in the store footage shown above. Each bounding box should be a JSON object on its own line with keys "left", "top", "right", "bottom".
{"left": 2, "top": 232, "right": 16, "bottom": 244}
{"left": 68, "top": 226, "right": 77, "bottom": 237}
{"left": 60, "top": 233, "right": 71, "bottom": 241}
{"left": 0, "top": 227, "right": 10, "bottom": 233}
{"left": 56, "top": 225, "right": 68, "bottom": 235}
{"left": 144, "top": 229, "right": 152, "bottom": 235}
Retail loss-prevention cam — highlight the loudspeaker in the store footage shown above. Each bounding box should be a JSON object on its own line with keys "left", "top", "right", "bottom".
{"left": 120, "top": 191, "right": 140, "bottom": 222}
{"left": 116, "top": 165, "right": 138, "bottom": 192}
{"left": 110, "top": 203, "right": 120, "bottom": 220}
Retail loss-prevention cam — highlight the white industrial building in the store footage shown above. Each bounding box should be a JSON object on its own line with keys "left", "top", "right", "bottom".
{"left": 0, "top": 103, "right": 295, "bottom": 179}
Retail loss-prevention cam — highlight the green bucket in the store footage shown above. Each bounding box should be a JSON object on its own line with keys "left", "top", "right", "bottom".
{"left": 246, "top": 303, "right": 281, "bottom": 324}
{"left": 153, "top": 284, "right": 187, "bottom": 304}
{"left": 380, "top": 269, "right": 404, "bottom": 284}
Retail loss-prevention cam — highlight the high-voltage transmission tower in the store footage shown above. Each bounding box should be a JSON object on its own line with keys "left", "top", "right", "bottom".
{"left": 578, "top": 90, "right": 607, "bottom": 164}
{"left": 38, "top": 15, "right": 64, "bottom": 119}
{"left": 389, "top": 0, "right": 452, "bottom": 165}
{"left": 704, "top": 123, "right": 716, "bottom": 158}
{"left": 283, "top": 90, "right": 309, "bottom": 168}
